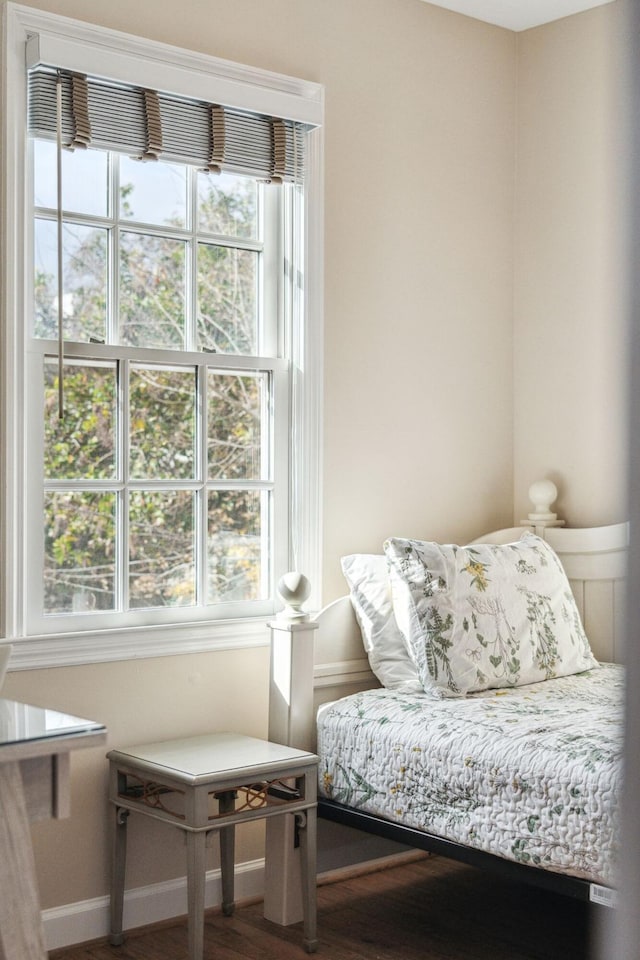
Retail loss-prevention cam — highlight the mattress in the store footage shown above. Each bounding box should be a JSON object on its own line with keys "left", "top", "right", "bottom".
{"left": 317, "top": 662, "right": 623, "bottom": 886}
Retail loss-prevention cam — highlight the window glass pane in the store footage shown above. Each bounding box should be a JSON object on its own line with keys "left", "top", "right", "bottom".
{"left": 34, "top": 218, "right": 107, "bottom": 342}
{"left": 119, "top": 231, "right": 186, "bottom": 349}
{"left": 208, "top": 489, "right": 265, "bottom": 603}
{"left": 129, "top": 491, "right": 195, "bottom": 607}
{"left": 44, "top": 359, "right": 116, "bottom": 480}
{"left": 197, "top": 172, "right": 258, "bottom": 240}
{"left": 208, "top": 371, "right": 265, "bottom": 480}
{"left": 44, "top": 491, "right": 116, "bottom": 614}
{"left": 197, "top": 244, "right": 257, "bottom": 354}
{"left": 130, "top": 366, "right": 195, "bottom": 480}
{"left": 120, "top": 157, "right": 187, "bottom": 228}
{"left": 33, "top": 139, "right": 108, "bottom": 218}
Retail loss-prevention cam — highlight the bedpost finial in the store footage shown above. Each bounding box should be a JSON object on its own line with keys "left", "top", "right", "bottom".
{"left": 276, "top": 572, "right": 311, "bottom": 621}
{"left": 528, "top": 479, "right": 558, "bottom": 521}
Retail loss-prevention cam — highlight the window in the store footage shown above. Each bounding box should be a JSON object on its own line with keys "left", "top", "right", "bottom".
{"left": 3, "top": 5, "right": 323, "bottom": 665}
{"left": 29, "top": 147, "right": 284, "bottom": 632}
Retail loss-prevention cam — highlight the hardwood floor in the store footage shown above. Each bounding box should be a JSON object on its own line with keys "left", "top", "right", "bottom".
{"left": 51, "top": 856, "right": 596, "bottom": 960}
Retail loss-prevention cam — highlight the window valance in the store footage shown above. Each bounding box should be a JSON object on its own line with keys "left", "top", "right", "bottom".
{"left": 28, "top": 67, "right": 307, "bottom": 183}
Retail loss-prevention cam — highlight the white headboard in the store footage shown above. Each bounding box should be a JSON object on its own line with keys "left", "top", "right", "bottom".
{"left": 280, "top": 518, "right": 629, "bottom": 754}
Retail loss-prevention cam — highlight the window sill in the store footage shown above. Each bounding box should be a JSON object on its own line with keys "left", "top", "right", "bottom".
{"left": 6, "top": 617, "right": 272, "bottom": 671}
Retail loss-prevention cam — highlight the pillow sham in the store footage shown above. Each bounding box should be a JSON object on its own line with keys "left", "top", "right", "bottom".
{"left": 341, "top": 554, "right": 423, "bottom": 693}
{"left": 384, "top": 533, "right": 597, "bottom": 698}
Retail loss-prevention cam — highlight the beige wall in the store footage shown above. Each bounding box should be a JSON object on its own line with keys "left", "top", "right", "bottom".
{"left": 321, "top": 3, "right": 516, "bottom": 599}
{"left": 4, "top": 0, "right": 619, "bottom": 924}
{"left": 513, "top": 2, "right": 626, "bottom": 526}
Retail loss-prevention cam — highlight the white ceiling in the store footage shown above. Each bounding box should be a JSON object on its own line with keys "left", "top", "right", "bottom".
{"left": 420, "top": 0, "right": 616, "bottom": 31}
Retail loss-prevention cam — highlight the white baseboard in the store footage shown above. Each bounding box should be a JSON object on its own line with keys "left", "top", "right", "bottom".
{"left": 42, "top": 847, "right": 426, "bottom": 951}
{"left": 42, "top": 858, "right": 265, "bottom": 952}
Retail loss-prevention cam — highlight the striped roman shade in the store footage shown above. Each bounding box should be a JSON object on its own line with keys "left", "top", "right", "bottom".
{"left": 28, "top": 67, "right": 307, "bottom": 183}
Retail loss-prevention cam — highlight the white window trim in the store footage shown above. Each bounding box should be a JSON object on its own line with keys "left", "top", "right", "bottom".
{"left": 1, "top": 3, "right": 324, "bottom": 669}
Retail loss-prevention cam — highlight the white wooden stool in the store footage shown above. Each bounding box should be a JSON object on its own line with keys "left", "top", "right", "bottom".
{"left": 107, "top": 732, "right": 318, "bottom": 958}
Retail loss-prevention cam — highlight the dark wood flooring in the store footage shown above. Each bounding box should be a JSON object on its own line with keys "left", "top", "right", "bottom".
{"left": 50, "top": 855, "right": 598, "bottom": 960}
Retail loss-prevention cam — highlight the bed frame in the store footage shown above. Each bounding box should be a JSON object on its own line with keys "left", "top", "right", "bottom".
{"left": 264, "top": 497, "right": 628, "bottom": 923}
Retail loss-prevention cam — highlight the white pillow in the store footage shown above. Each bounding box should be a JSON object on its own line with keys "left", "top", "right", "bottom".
{"left": 341, "top": 554, "right": 423, "bottom": 693}
{"left": 384, "top": 534, "right": 597, "bottom": 698}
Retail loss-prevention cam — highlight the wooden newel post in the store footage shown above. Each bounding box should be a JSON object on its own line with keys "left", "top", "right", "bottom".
{"left": 268, "top": 572, "right": 318, "bottom": 752}
{"left": 264, "top": 573, "right": 318, "bottom": 926}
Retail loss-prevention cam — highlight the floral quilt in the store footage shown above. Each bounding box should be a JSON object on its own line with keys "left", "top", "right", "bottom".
{"left": 317, "top": 663, "right": 622, "bottom": 886}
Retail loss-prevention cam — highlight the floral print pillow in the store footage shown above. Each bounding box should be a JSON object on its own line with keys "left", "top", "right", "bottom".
{"left": 384, "top": 533, "right": 597, "bottom": 698}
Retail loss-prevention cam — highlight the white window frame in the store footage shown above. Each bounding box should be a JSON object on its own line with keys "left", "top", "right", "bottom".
{"left": 1, "top": 3, "right": 324, "bottom": 669}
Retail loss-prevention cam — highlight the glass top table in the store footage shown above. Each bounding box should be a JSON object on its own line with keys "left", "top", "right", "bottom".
{"left": 0, "top": 698, "right": 106, "bottom": 960}
{"left": 0, "top": 697, "right": 106, "bottom": 748}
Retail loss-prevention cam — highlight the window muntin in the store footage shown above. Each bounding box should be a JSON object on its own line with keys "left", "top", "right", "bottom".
{"left": 29, "top": 141, "right": 285, "bottom": 632}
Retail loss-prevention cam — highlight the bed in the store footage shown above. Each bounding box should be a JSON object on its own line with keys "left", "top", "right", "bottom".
{"left": 265, "top": 489, "right": 628, "bottom": 923}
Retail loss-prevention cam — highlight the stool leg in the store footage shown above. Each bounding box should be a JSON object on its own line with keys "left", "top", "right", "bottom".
{"left": 217, "top": 792, "right": 236, "bottom": 916}
{"left": 297, "top": 809, "right": 318, "bottom": 953}
{"left": 109, "top": 807, "right": 129, "bottom": 947}
{"left": 186, "top": 831, "right": 207, "bottom": 960}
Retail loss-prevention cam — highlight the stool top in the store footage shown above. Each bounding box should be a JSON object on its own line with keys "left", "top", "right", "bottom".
{"left": 107, "top": 732, "right": 317, "bottom": 784}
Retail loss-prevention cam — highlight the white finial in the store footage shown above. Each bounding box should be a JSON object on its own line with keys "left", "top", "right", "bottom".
{"left": 277, "top": 572, "right": 311, "bottom": 621}
{"left": 528, "top": 479, "right": 558, "bottom": 521}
